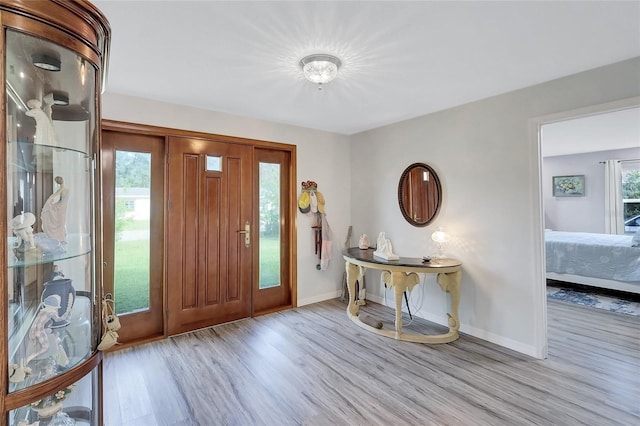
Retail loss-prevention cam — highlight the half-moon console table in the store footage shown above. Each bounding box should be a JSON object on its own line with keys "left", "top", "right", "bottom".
{"left": 343, "top": 247, "right": 462, "bottom": 344}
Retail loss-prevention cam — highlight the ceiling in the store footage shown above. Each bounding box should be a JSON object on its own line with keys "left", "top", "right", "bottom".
{"left": 93, "top": 1, "right": 640, "bottom": 135}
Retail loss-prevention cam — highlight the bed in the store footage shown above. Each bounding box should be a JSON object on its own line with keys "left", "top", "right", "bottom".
{"left": 545, "top": 230, "right": 640, "bottom": 294}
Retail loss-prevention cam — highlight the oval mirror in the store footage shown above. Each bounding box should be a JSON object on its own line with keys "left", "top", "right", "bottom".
{"left": 398, "top": 163, "right": 442, "bottom": 227}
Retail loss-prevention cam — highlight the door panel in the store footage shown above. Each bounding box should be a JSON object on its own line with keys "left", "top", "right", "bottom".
{"left": 167, "top": 137, "right": 253, "bottom": 335}
{"left": 204, "top": 176, "right": 221, "bottom": 305}
{"left": 102, "top": 130, "right": 165, "bottom": 343}
{"left": 253, "top": 149, "right": 292, "bottom": 314}
{"left": 181, "top": 153, "right": 199, "bottom": 309}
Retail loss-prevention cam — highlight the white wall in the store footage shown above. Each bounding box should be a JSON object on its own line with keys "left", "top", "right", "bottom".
{"left": 349, "top": 57, "right": 640, "bottom": 358}
{"left": 102, "top": 57, "right": 640, "bottom": 358}
{"left": 101, "top": 94, "right": 352, "bottom": 306}
{"left": 543, "top": 147, "right": 640, "bottom": 233}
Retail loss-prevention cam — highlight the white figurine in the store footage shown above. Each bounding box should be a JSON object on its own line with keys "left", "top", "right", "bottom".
{"left": 25, "top": 295, "right": 67, "bottom": 365}
{"left": 41, "top": 176, "right": 70, "bottom": 242}
{"left": 25, "top": 99, "right": 57, "bottom": 146}
{"left": 358, "top": 234, "right": 369, "bottom": 249}
{"left": 373, "top": 232, "right": 400, "bottom": 260}
{"left": 43, "top": 92, "right": 54, "bottom": 122}
{"left": 8, "top": 359, "right": 32, "bottom": 383}
{"left": 9, "top": 212, "right": 36, "bottom": 249}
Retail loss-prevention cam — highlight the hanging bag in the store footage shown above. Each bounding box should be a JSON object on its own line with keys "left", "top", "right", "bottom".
{"left": 97, "top": 294, "right": 121, "bottom": 351}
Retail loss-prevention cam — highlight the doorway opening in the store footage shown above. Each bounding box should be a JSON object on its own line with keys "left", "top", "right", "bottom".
{"left": 533, "top": 97, "right": 640, "bottom": 357}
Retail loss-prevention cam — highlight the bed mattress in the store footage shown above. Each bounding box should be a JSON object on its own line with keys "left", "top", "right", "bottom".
{"left": 545, "top": 231, "right": 640, "bottom": 283}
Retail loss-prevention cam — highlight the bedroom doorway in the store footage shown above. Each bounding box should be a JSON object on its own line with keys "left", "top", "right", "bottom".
{"left": 533, "top": 97, "right": 640, "bottom": 357}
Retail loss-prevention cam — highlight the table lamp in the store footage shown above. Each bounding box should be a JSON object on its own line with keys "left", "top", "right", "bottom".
{"left": 431, "top": 227, "right": 449, "bottom": 259}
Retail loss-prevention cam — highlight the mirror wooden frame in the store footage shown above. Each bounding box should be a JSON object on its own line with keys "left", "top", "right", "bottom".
{"left": 397, "top": 162, "right": 442, "bottom": 227}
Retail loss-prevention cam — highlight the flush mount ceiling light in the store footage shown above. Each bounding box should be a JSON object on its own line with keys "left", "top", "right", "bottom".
{"left": 299, "top": 54, "right": 341, "bottom": 90}
{"left": 49, "top": 91, "right": 69, "bottom": 106}
{"left": 32, "top": 53, "right": 61, "bottom": 71}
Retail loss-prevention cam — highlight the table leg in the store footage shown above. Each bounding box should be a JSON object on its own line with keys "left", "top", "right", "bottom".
{"left": 437, "top": 269, "right": 462, "bottom": 333}
{"left": 345, "top": 262, "right": 361, "bottom": 318}
{"left": 383, "top": 271, "right": 419, "bottom": 337}
{"left": 393, "top": 277, "right": 404, "bottom": 337}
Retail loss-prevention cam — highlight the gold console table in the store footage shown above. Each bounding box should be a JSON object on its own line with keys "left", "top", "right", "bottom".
{"left": 343, "top": 248, "right": 462, "bottom": 344}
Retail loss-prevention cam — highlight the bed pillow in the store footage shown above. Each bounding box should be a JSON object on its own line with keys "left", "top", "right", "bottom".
{"left": 633, "top": 229, "right": 640, "bottom": 247}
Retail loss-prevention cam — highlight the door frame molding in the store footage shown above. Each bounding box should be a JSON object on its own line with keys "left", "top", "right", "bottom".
{"left": 528, "top": 95, "right": 640, "bottom": 360}
{"left": 102, "top": 120, "right": 298, "bottom": 338}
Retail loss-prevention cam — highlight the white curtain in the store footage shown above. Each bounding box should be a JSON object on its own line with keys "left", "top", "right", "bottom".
{"left": 604, "top": 160, "right": 624, "bottom": 234}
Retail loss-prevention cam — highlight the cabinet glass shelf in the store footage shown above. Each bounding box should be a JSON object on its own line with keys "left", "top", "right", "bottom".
{"left": 8, "top": 141, "right": 89, "bottom": 174}
{"left": 8, "top": 233, "right": 91, "bottom": 268}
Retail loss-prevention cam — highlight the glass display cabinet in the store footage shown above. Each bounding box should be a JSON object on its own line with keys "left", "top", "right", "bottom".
{"left": 0, "top": 1, "right": 110, "bottom": 425}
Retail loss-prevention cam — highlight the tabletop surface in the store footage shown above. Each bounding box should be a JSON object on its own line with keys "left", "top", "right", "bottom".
{"left": 343, "top": 247, "right": 461, "bottom": 269}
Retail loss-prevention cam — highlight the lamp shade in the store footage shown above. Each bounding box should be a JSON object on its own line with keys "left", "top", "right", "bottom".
{"left": 431, "top": 228, "right": 449, "bottom": 244}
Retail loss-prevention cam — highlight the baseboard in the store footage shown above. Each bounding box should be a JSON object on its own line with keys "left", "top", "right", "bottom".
{"left": 365, "top": 293, "right": 384, "bottom": 305}
{"left": 461, "top": 324, "right": 541, "bottom": 358}
{"left": 297, "top": 290, "right": 342, "bottom": 307}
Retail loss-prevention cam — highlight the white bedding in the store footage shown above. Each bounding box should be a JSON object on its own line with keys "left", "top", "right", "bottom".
{"left": 545, "top": 231, "right": 640, "bottom": 283}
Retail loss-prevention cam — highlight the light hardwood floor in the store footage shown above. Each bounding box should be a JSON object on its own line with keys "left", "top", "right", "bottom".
{"left": 104, "top": 299, "right": 640, "bottom": 426}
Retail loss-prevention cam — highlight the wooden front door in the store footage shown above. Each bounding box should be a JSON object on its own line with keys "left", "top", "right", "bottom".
{"left": 167, "top": 136, "right": 253, "bottom": 335}
{"left": 102, "top": 130, "right": 165, "bottom": 343}
{"left": 252, "top": 148, "right": 293, "bottom": 314}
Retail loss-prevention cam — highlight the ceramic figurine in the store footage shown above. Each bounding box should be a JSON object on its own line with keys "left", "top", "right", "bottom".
{"left": 358, "top": 234, "right": 369, "bottom": 249}
{"left": 43, "top": 92, "right": 54, "bottom": 122}
{"left": 26, "top": 99, "right": 58, "bottom": 146}
{"left": 34, "top": 233, "right": 66, "bottom": 255}
{"left": 10, "top": 212, "right": 36, "bottom": 250}
{"left": 41, "top": 176, "right": 70, "bottom": 242}
{"left": 25, "top": 295, "right": 67, "bottom": 365}
{"left": 41, "top": 275, "right": 76, "bottom": 328}
{"left": 8, "top": 359, "right": 32, "bottom": 383}
{"left": 373, "top": 232, "right": 400, "bottom": 260}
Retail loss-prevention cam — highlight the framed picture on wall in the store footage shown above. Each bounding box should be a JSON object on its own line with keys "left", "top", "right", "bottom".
{"left": 553, "top": 175, "right": 585, "bottom": 197}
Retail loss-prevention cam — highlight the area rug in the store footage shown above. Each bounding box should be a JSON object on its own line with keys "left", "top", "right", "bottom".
{"left": 547, "top": 285, "right": 640, "bottom": 316}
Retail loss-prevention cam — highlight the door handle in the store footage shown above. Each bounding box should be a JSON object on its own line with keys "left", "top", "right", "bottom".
{"left": 237, "top": 221, "right": 250, "bottom": 247}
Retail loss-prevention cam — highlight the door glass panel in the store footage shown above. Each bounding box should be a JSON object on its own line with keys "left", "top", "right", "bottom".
{"left": 206, "top": 155, "right": 222, "bottom": 171}
{"left": 114, "top": 150, "right": 151, "bottom": 314}
{"left": 259, "top": 162, "right": 280, "bottom": 289}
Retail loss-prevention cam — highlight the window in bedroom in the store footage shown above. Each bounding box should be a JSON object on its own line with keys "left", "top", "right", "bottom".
{"left": 622, "top": 160, "right": 640, "bottom": 234}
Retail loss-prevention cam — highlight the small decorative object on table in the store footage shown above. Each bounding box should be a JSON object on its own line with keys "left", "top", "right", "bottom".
{"left": 358, "top": 234, "right": 369, "bottom": 249}
{"left": 431, "top": 227, "right": 449, "bottom": 259}
{"left": 373, "top": 232, "right": 399, "bottom": 260}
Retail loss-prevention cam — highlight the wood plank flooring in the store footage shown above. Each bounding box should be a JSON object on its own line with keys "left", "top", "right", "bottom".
{"left": 103, "top": 299, "right": 640, "bottom": 425}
